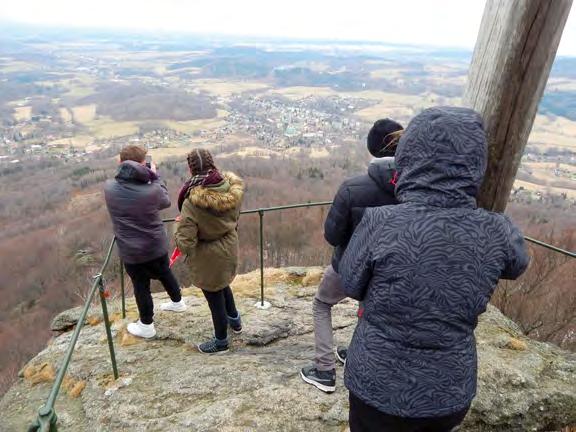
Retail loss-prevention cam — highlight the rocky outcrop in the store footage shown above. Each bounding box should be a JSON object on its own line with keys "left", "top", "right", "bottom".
{"left": 1, "top": 267, "right": 575, "bottom": 432}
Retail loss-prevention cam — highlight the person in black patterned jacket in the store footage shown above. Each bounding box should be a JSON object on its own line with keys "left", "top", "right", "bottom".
{"left": 340, "top": 107, "right": 530, "bottom": 432}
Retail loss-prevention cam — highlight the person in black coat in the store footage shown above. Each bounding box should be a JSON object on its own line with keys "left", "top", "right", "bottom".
{"left": 300, "top": 119, "right": 403, "bottom": 393}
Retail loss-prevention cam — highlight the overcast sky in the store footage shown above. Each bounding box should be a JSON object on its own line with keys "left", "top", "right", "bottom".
{"left": 1, "top": 0, "right": 575, "bottom": 55}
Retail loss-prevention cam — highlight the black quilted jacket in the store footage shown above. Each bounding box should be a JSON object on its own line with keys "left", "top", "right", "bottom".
{"left": 340, "top": 107, "right": 530, "bottom": 418}
{"left": 324, "top": 158, "right": 398, "bottom": 272}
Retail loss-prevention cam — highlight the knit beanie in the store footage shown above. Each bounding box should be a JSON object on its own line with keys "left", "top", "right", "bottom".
{"left": 367, "top": 118, "right": 404, "bottom": 158}
{"left": 187, "top": 148, "right": 216, "bottom": 176}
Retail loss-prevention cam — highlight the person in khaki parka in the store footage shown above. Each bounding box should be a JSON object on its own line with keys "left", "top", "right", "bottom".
{"left": 174, "top": 148, "right": 244, "bottom": 354}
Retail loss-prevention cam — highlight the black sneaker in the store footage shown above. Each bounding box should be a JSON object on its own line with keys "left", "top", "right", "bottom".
{"left": 300, "top": 366, "right": 336, "bottom": 393}
{"left": 335, "top": 346, "right": 347, "bottom": 364}
{"left": 197, "top": 338, "right": 229, "bottom": 354}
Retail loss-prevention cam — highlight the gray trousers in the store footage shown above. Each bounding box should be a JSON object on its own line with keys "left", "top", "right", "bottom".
{"left": 314, "top": 265, "right": 347, "bottom": 371}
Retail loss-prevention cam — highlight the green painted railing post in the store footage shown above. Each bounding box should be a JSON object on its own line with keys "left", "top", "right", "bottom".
{"left": 258, "top": 209, "right": 265, "bottom": 307}
{"left": 27, "top": 405, "right": 57, "bottom": 432}
{"left": 97, "top": 276, "right": 119, "bottom": 380}
{"left": 119, "top": 260, "right": 126, "bottom": 319}
{"left": 28, "top": 238, "right": 116, "bottom": 432}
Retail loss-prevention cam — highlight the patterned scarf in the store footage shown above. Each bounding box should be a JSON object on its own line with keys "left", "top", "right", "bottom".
{"left": 177, "top": 169, "right": 225, "bottom": 211}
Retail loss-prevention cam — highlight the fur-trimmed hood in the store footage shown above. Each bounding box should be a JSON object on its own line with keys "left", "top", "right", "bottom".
{"left": 175, "top": 171, "right": 244, "bottom": 291}
{"left": 187, "top": 172, "right": 244, "bottom": 212}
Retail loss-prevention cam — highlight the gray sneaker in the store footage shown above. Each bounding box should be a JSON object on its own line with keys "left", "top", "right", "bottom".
{"left": 300, "top": 366, "right": 336, "bottom": 393}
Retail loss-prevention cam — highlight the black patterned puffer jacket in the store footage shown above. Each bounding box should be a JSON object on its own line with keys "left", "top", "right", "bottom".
{"left": 340, "top": 106, "right": 530, "bottom": 418}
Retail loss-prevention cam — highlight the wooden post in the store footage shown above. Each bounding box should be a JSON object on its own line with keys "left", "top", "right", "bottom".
{"left": 464, "top": 0, "right": 573, "bottom": 212}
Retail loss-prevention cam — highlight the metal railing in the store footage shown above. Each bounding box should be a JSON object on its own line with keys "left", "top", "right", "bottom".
{"left": 524, "top": 235, "right": 576, "bottom": 259}
{"left": 28, "top": 201, "right": 575, "bottom": 431}
{"left": 28, "top": 237, "right": 119, "bottom": 432}
{"left": 161, "top": 200, "right": 333, "bottom": 309}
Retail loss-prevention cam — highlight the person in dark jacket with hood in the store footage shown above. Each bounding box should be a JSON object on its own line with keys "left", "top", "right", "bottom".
{"left": 104, "top": 146, "right": 186, "bottom": 339}
{"left": 340, "top": 107, "right": 530, "bottom": 431}
{"left": 300, "top": 119, "right": 404, "bottom": 393}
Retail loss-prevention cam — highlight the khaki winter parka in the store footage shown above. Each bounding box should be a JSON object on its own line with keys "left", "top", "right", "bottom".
{"left": 174, "top": 172, "right": 244, "bottom": 291}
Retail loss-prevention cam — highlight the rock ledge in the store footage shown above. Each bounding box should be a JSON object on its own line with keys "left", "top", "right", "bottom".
{"left": 1, "top": 267, "right": 575, "bottom": 432}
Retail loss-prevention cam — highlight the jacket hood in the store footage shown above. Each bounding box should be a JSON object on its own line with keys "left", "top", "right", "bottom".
{"left": 395, "top": 106, "right": 487, "bottom": 208}
{"left": 115, "top": 160, "right": 156, "bottom": 183}
{"left": 188, "top": 171, "right": 244, "bottom": 212}
{"left": 368, "top": 157, "right": 396, "bottom": 190}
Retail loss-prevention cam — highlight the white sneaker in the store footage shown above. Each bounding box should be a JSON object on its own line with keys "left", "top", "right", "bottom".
{"left": 127, "top": 320, "right": 156, "bottom": 338}
{"left": 160, "top": 299, "right": 187, "bottom": 312}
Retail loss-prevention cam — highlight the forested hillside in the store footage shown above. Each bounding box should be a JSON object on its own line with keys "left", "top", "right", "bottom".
{"left": 0, "top": 139, "right": 574, "bottom": 396}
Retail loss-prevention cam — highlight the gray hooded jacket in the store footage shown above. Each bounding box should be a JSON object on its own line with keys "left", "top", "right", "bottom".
{"left": 340, "top": 107, "right": 529, "bottom": 418}
{"left": 104, "top": 161, "right": 171, "bottom": 264}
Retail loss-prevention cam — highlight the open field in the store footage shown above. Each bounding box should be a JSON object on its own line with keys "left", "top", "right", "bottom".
{"left": 58, "top": 74, "right": 97, "bottom": 99}
{"left": 165, "top": 67, "right": 202, "bottom": 76}
{"left": 158, "top": 109, "right": 229, "bottom": 134}
{"left": 514, "top": 179, "right": 576, "bottom": 199}
{"left": 294, "top": 61, "right": 331, "bottom": 72}
{"left": 148, "top": 140, "right": 218, "bottom": 162}
{"left": 351, "top": 90, "right": 448, "bottom": 122}
{"left": 423, "top": 63, "right": 468, "bottom": 74}
{"left": 59, "top": 108, "right": 73, "bottom": 122}
{"left": 370, "top": 68, "right": 415, "bottom": 79}
{"left": 193, "top": 79, "right": 270, "bottom": 97}
{"left": 220, "top": 146, "right": 281, "bottom": 159}
{"left": 530, "top": 114, "right": 576, "bottom": 150}
{"left": 269, "top": 86, "right": 338, "bottom": 100}
{"left": 524, "top": 162, "right": 576, "bottom": 174}
{"left": 89, "top": 49, "right": 209, "bottom": 62}
{"left": 13, "top": 106, "right": 32, "bottom": 121}
{"left": 71, "top": 104, "right": 97, "bottom": 123}
{"left": 83, "top": 117, "right": 139, "bottom": 139}
{"left": 47, "top": 135, "right": 94, "bottom": 149}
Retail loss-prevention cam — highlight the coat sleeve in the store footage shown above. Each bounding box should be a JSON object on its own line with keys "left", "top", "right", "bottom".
{"left": 339, "top": 210, "right": 374, "bottom": 301}
{"left": 500, "top": 216, "right": 530, "bottom": 280}
{"left": 174, "top": 201, "right": 198, "bottom": 255}
{"left": 154, "top": 179, "right": 171, "bottom": 210}
{"left": 324, "top": 184, "right": 352, "bottom": 247}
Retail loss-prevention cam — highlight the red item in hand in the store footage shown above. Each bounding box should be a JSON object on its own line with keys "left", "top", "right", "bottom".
{"left": 169, "top": 248, "right": 182, "bottom": 268}
{"left": 357, "top": 306, "right": 365, "bottom": 318}
{"left": 390, "top": 171, "right": 399, "bottom": 186}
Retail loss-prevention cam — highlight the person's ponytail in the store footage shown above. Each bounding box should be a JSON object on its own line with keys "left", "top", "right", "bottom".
{"left": 381, "top": 129, "right": 404, "bottom": 156}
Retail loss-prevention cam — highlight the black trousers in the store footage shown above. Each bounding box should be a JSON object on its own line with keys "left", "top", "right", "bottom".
{"left": 124, "top": 254, "right": 182, "bottom": 325}
{"left": 202, "top": 286, "right": 238, "bottom": 340}
{"left": 349, "top": 392, "right": 469, "bottom": 432}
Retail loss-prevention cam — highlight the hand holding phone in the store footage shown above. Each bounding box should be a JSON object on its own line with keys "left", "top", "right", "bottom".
{"left": 145, "top": 155, "right": 157, "bottom": 173}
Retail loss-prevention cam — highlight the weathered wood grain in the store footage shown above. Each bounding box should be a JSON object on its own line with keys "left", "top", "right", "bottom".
{"left": 464, "top": 0, "right": 573, "bottom": 212}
